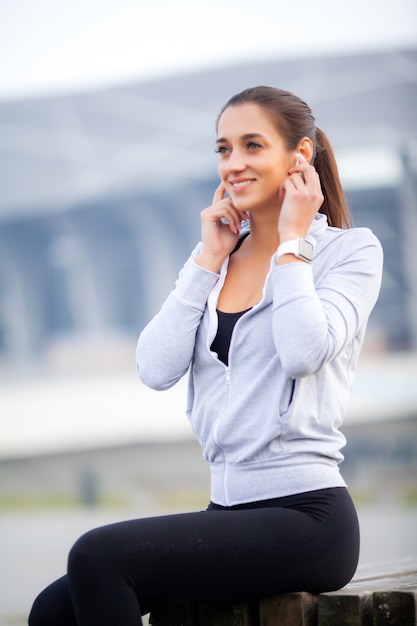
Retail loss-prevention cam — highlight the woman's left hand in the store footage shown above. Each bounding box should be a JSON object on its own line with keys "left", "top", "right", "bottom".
{"left": 277, "top": 153, "right": 324, "bottom": 242}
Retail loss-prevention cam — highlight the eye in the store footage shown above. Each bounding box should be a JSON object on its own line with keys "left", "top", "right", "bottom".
{"left": 215, "top": 145, "right": 229, "bottom": 155}
{"left": 247, "top": 141, "right": 261, "bottom": 150}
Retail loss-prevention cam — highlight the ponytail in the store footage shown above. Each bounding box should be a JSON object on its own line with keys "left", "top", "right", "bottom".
{"left": 315, "top": 128, "right": 351, "bottom": 229}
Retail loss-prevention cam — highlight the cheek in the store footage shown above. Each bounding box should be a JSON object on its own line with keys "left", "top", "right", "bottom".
{"left": 271, "top": 161, "right": 290, "bottom": 182}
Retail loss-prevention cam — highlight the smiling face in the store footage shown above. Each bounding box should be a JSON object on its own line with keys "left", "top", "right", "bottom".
{"left": 216, "top": 103, "right": 296, "bottom": 214}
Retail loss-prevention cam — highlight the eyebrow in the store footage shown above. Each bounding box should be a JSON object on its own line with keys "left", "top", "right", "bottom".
{"left": 216, "top": 132, "right": 266, "bottom": 144}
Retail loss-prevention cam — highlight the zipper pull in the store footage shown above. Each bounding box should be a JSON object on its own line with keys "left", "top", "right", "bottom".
{"left": 225, "top": 366, "right": 231, "bottom": 384}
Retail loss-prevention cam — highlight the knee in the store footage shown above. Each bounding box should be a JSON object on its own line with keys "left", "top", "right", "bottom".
{"left": 28, "top": 590, "right": 49, "bottom": 626}
{"left": 28, "top": 577, "right": 74, "bottom": 626}
{"left": 68, "top": 526, "right": 109, "bottom": 581}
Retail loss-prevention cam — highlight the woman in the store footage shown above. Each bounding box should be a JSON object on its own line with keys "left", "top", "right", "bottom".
{"left": 29, "top": 86, "right": 383, "bottom": 625}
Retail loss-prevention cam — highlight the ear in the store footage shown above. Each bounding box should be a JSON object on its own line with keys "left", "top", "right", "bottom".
{"left": 296, "top": 137, "right": 314, "bottom": 164}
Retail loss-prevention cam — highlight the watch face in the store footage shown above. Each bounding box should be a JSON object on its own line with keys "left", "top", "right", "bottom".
{"left": 299, "top": 239, "right": 313, "bottom": 261}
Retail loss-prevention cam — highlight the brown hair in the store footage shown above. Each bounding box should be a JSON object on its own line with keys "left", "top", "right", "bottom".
{"left": 217, "top": 86, "right": 351, "bottom": 229}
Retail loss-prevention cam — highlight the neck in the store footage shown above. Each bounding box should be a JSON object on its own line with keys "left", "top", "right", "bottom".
{"left": 245, "top": 210, "right": 280, "bottom": 256}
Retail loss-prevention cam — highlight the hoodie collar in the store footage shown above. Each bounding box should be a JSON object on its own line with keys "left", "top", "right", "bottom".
{"left": 239, "top": 211, "right": 328, "bottom": 249}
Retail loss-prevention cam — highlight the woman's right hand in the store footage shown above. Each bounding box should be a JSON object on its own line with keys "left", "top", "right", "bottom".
{"left": 194, "top": 183, "right": 247, "bottom": 273}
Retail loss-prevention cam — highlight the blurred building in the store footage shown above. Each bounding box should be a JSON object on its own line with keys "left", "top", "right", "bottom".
{"left": 0, "top": 47, "right": 416, "bottom": 372}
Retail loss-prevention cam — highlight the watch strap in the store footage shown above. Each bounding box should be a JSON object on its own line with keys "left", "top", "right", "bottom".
{"left": 276, "top": 238, "right": 313, "bottom": 263}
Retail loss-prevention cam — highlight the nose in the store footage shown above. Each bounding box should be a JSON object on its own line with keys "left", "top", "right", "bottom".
{"left": 223, "top": 149, "right": 246, "bottom": 174}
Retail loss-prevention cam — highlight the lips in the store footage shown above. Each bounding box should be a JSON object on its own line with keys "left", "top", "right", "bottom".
{"left": 230, "top": 178, "right": 255, "bottom": 190}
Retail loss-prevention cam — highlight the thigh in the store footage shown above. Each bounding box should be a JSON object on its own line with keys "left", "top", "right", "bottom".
{"left": 30, "top": 489, "right": 359, "bottom": 624}
{"left": 69, "top": 503, "right": 336, "bottom": 602}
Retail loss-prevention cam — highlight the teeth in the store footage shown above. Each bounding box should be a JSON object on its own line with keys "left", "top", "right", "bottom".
{"left": 232, "top": 180, "right": 252, "bottom": 187}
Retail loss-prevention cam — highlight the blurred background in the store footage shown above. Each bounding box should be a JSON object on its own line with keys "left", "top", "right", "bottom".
{"left": 1, "top": 0, "right": 417, "bottom": 624}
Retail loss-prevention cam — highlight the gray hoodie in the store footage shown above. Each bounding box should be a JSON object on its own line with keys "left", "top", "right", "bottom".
{"left": 136, "top": 214, "right": 383, "bottom": 506}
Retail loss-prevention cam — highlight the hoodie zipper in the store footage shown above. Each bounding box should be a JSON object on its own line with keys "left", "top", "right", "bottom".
{"left": 223, "top": 308, "right": 249, "bottom": 385}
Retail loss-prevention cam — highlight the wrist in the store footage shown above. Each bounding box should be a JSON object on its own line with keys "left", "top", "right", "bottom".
{"left": 194, "top": 251, "right": 225, "bottom": 273}
{"left": 278, "top": 230, "right": 307, "bottom": 244}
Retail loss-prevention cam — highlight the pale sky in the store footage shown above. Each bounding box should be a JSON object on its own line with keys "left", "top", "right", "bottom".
{"left": 0, "top": 0, "right": 416, "bottom": 100}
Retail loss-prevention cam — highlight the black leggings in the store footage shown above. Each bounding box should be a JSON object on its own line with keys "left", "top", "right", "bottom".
{"left": 28, "top": 487, "right": 359, "bottom": 626}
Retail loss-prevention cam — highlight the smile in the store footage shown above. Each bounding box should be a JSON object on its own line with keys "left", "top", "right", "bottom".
{"left": 230, "top": 179, "right": 255, "bottom": 190}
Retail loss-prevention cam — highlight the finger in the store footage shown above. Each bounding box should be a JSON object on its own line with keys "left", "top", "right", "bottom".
{"left": 285, "top": 173, "right": 304, "bottom": 190}
{"left": 290, "top": 169, "right": 307, "bottom": 185}
{"left": 288, "top": 162, "right": 311, "bottom": 185}
{"left": 221, "top": 204, "right": 247, "bottom": 233}
{"left": 213, "top": 181, "right": 226, "bottom": 204}
{"left": 222, "top": 206, "right": 243, "bottom": 233}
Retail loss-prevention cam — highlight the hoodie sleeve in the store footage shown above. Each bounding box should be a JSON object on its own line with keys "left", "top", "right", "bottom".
{"left": 136, "top": 245, "right": 220, "bottom": 390}
{"left": 271, "top": 228, "right": 383, "bottom": 379}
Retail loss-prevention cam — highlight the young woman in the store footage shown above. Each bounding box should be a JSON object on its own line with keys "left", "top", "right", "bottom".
{"left": 29, "top": 86, "right": 383, "bottom": 625}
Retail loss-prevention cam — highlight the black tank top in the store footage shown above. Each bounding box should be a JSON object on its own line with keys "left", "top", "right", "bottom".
{"left": 210, "top": 309, "right": 250, "bottom": 366}
{"left": 210, "top": 233, "right": 251, "bottom": 366}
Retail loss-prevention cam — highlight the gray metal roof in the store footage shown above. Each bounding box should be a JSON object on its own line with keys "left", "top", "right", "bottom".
{"left": 1, "top": 47, "right": 416, "bottom": 220}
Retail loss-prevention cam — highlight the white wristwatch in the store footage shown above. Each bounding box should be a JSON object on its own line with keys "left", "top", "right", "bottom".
{"left": 276, "top": 238, "right": 313, "bottom": 263}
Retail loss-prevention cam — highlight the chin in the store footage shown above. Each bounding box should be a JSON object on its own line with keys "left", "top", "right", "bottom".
{"left": 230, "top": 195, "right": 252, "bottom": 211}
